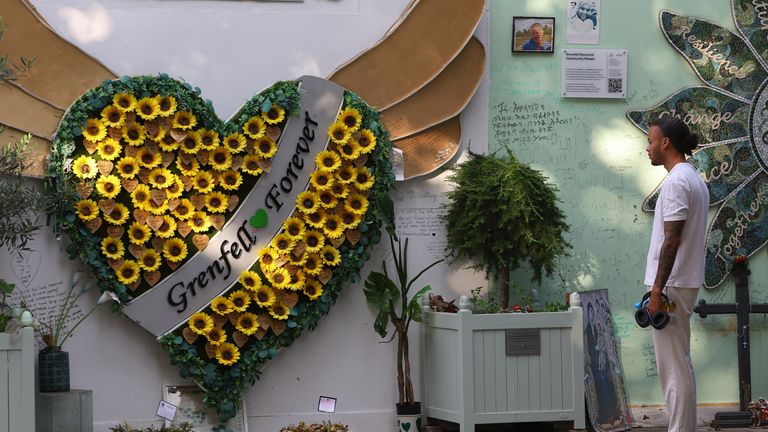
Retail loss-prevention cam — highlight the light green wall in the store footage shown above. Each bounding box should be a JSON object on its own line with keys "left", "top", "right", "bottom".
{"left": 489, "top": 0, "right": 768, "bottom": 405}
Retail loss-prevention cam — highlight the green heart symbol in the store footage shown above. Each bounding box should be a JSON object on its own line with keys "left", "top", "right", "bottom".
{"left": 249, "top": 208, "right": 269, "bottom": 229}
{"left": 402, "top": 422, "right": 411, "bottom": 432}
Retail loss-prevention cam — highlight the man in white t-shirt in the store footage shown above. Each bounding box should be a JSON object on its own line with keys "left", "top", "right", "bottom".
{"left": 644, "top": 116, "right": 709, "bottom": 432}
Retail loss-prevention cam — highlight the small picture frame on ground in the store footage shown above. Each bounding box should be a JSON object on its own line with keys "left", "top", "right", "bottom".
{"left": 318, "top": 396, "right": 337, "bottom": 413}
{"left": 512, "top": 16, "right": 556, "bottom": 53}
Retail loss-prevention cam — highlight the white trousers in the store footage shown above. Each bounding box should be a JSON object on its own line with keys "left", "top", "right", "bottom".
{"left": 651, "top": 286, "right": 699, "bottom": 432}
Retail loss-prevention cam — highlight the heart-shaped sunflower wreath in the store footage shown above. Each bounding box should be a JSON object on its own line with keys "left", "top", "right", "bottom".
{"left": 45, "top": 74, "right": 394, "bottom": 420}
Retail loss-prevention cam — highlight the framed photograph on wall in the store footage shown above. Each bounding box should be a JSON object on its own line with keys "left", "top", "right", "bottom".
{"left": 512, "top": 16, "right": 555, "bottom": 53}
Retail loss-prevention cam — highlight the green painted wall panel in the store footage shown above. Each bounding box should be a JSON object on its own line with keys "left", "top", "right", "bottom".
{"left": 489, "top": 0, "right": 768, "bottom": 405}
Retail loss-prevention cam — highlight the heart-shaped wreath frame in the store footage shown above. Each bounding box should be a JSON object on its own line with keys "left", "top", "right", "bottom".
{"left": 45, "top": 74, "right": 394, "bottom": 421}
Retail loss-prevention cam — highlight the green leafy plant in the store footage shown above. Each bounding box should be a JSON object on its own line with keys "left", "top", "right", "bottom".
{"left": 0, "top": 131, "right": 39, "bottom": 253}
{"left": 0, "top": 278, "right": 15, "bottom": 332}
{"left": 442, "top": 149, "right": 570, "bottom": 311}
{"left": 280, "top": 421, "right": 350, "bottom": 432}
{"left": 108, "top": 422, "right": 194, "bottom": 432}
{"left": 364, "top": 232, "right": 443, "bottom": 406}
{"left": 468, "top": 286, "right": 500, "bottom": 314}
{"left": 0, "top": 16, "right": 35, "bottom": 82}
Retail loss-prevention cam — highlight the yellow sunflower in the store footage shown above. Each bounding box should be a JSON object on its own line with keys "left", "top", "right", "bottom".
{"left": 116, "top": 156, "right": 140, "bottom": 179}
{"left": 82, "top": 118, "right": 107, "bottom": 143}
{"left": 223, "top": 132, "right": 247, "bottom": 154}
{"left": 241, "top": 155, "right": 264, "bottom": 176}
{"left": 155, "top": 215, "right": 177, "bottom": 239}
{"left": 179, "top": 132, "right": 201, "bottom": 154}
{"left": 193, "top": 172, "right": 215, "bottom": 194}
{"left": 215, "top": 342, "right": 240, "bottom": 366}
{"left": 72, "top": 155, "right": 98, "bottom": 179}
{"left": 157, "top": 95, "right": 177, "bottom": 117}
{"left": 259, "top": 247, "right": 280, "bottom": 272}
{"left": 338, "top": 140, "right": 362, "bottom": 161}
{"left": 189, "top": 211, "right": 211, "bottom": 233}
{"left": 303, "top": 279, "right": 324, "bottom": 300}
{"left": 304, "top": 253, "right": 324, "bottom": 276}
{"left": 101, "top": 237, "right": 125, "bottom": 260}
{"left": 296, "top": 191, "right": 320, "bottom": 214}
{"left": 335, "top": 164, "right": 356, "bottom": 184}
{"left": 282, "top": 216, "right": 306, "bottom": 240}
{"left": 322, "top": 213, "right": 344, "bottom": 239}
{"left": 113, "top": 93, "right": 137, "bottom": 112}
{"left": 229, "top": 290, "right": 252, "bottom": 312}
{"left": 262, "top": 104, "right": 286, "bottom": 125}
{"left": 116, "top": 260, "right": 141, "bottom": 285}
{"left": 235, "top": 312, "right": 259, "bottom": 335}
{"left": 207, "top": 326, "right": 227, "bottom": 346}
{"left": 176, "top": 156, "right": 200, "bottom": 177}
{"left": 355, "top": 129, "right": 377, "bottom": 154}
{"left": 318, "top": 190, "right": 338, "bottom": 209}
{"left": 163, "top": 238, "right": 188, "bottom": 262}
{"left": 304, "top": 210, "right": 326, "bottom": 229}
{"left": 165, "top": 177, "right": 184, "bottom": 200}
{"left": 75, "top": 199, "right": 98, "bottom": 221}
{"left": 209, "top": 147, "right": 233, "bottom": 171}
{"left": 136, "top": 97, "right": 160, "bottom": 120}
{"left": 136, "top": 147, "right": 162, "bottom": 169}
{"left": 243, "top": 116, "right": 266, "bottom": 140}
{"left": 146, "top": 197, "right": 169, "bottom": 216}
{"left": 159, "top": 133, "right": 180, "bottom": 152}
{"left": 97, "top": 138, "right": 122, "bottom": 161}
{"left": 338, "top": 107, "right": 362, "bottom": 132}
{"left": 188, "top": 312, "right": 214, "bottom": 335}
{"left": 310, "top": 170, "right": 334, "bottom": 190}
{"left": 197, "top": 128, "right": 220, "bottom": 150}
{"left": 345, "top": 193, "right": 369, "bottom": 215}
{"left": 172, "top": 199, "right": 195, "bottom": 220}
{"left": 253, "top": 137, "right": 277, "bottom": 159}
{"left": 327, "top": 121, "right": 351, "bottom": 145}
{"left": 148, "top": 167, "right": 175, "bottom": 189}
{"left": 266, "top": 267, "right": 291, "bottom": 289}
{"left": 211, "top": 297, "right": 235, "bottom": 316}
{"left": 331, "top": 182, "right": 349, "bottom": 199}
{"left": 103, "top": 203, "right": 130, "bottom": 226}
{"left": 95, "top": 175, "right": 121, "bottom": 199}
{"left": 321, "top": 245, "right": 341, "bottom": 266}
{"left": 303, "top": 230, "right": 325, "bottom": 252}
{"left": 101, "top": 105, "right": 126, "bottom": 128}
{"left": 127, "top": 222, "right": 151, "bottom": 245}
{"left": 316, "top": 150, "right": 341, "bottom": 172}
{"left": 173, "top": 111, "right": 197, "bottom": 130}
{"left": 269, "top": 302, "right": 290, "bottom": 320}
{"left": 353, "top": 166, "right": 375, "bottom": 191}
{"left": 138, "top": 248, "right": 162, "bottom": 272}
{"left": 147, "top": 127, "right": 167, "bottom": 143}
{"left": 219, "top": 170, "right": 242, "bottom": 191}
{"left": 339, "top": 208, "right": 361, "bottom": 229}
{"left": 288, "top": 248, "right": 307, "bottom": 266}
{"left": 205, "top": 191, "right": 229, "bottom": 213}
{"left": 122, "top": 123, "right": 146, "bottom": 147}
{"left": 239, "top": 270, "right": 263, "bottom": 292}
{"left": 130, "top": 184, "right": 151, "bottom": 210}
{"left": 272, "top": 233, "right": 295, "bottom": 255}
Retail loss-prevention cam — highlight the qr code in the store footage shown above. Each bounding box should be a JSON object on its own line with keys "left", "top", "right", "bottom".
{"left": 608, "top": 78, "right": 623, "bottom": 93}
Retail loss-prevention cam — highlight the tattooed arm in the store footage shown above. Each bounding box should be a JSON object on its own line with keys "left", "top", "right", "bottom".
{"left": 649, "top": 220, "right": 686, "bottom": 314}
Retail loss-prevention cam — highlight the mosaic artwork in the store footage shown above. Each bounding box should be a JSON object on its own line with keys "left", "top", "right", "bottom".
{"left": 627, "top": 2, "right": 768, "bottom": 288}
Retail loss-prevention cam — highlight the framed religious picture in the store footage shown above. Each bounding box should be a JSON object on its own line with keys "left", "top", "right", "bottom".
{"left": 512, "top": 16, "right": 556, "bottom": 53}
{"left": 579, "top": 289, "right": 631, "bottom": 432}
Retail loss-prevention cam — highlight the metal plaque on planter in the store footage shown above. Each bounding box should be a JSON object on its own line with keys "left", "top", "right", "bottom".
{"left": 505, "top": 328, "right": 540, "bottom": 356}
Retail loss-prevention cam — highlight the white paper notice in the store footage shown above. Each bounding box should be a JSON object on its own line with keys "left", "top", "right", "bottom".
{"left": 391, "top": 147, "right": 404, "bottom": 181}
{"left": 156, "top": 400, "right": 177, "bottom": 421}
{"left": 561, "top": 49, "right": 627, "bottom": 99}
{"left": 566, "top": 0, "right": 600, "bottom": 44}
{"left": 318, "top": 396, "right": 337, "bottom": 413}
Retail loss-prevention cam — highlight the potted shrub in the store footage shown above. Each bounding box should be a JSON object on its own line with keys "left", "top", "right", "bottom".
{"left": 418, "top": 149, "right": 583, "bottom": 431}
{"left": 364, "top": 231, "right": 443, "bottom": 430}
{"left": 441, "top": 149, "right": 570, "bottom": 310}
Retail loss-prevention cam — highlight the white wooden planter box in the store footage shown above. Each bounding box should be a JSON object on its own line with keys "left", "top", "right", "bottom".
{"left": 0, "top": 327, "right": 35, "bottom": 432}
{"left": 421, "top": 302, "right": 585, "bottom": 431}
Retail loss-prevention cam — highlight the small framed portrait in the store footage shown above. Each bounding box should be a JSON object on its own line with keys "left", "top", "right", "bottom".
{"left": 512, "top": 16, "right": 555, "bottom": 53}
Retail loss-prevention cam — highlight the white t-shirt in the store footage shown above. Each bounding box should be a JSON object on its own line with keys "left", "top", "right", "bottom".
{"left": 644, "top": 162, "right": 709, "bottom": 288}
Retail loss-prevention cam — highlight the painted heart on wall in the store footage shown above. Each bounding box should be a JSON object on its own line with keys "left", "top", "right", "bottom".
{"left": 46, "top": 74, "right": 394, "bottom": 420}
